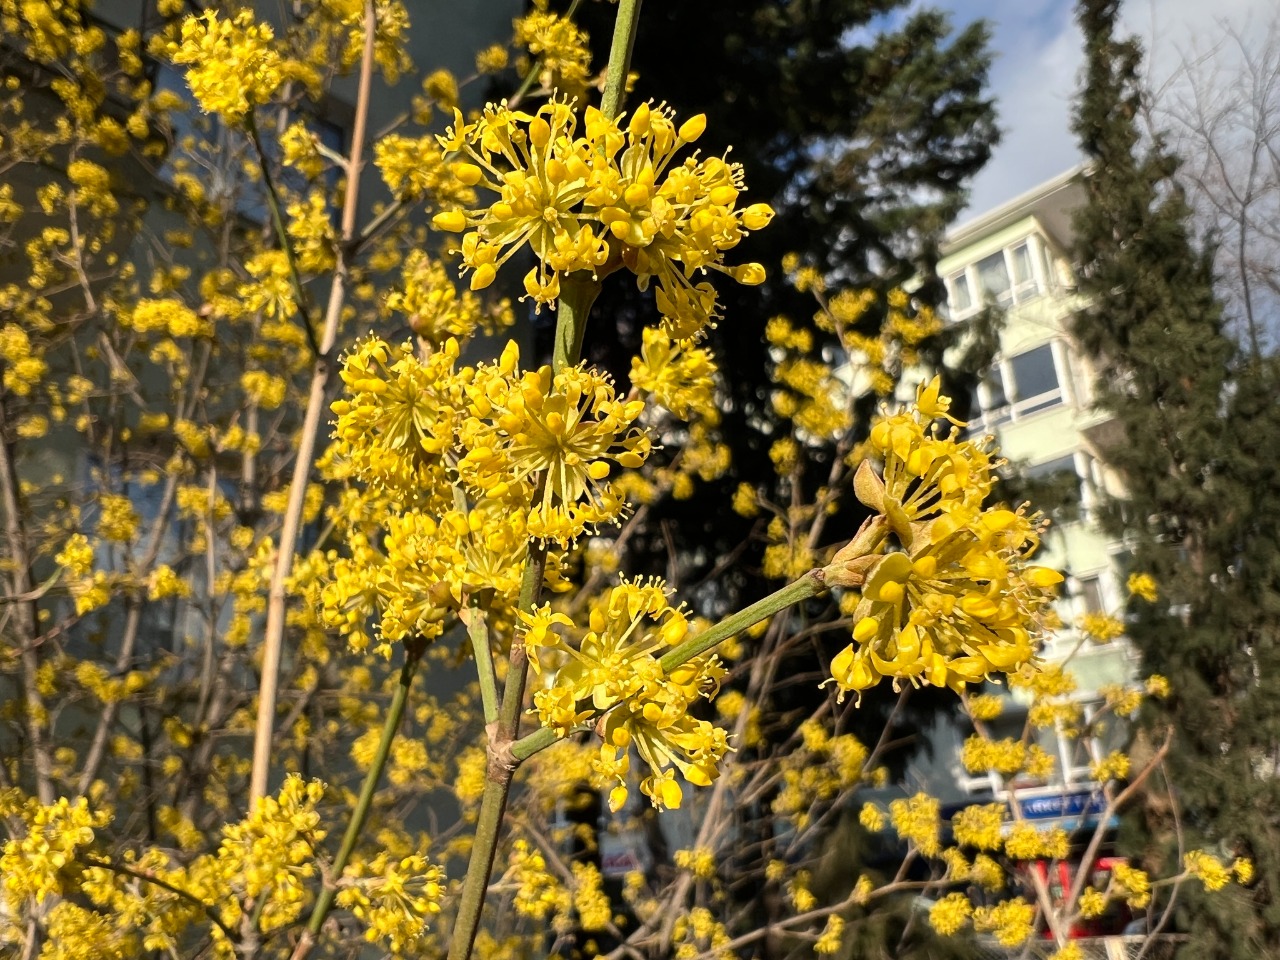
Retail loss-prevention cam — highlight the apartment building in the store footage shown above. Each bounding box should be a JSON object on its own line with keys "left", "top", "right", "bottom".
{"left": 892, "top": 166, "right": 1140, "bottom": 836}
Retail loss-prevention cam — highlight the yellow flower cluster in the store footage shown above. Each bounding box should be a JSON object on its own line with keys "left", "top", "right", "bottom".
{"left": 814, "top": 914, "right": 845, "bottom": 954}
{"left": 521, "top": 578, "right": 728, "bottom": 811}
{"left": 827, "top": 378, "right": 1062, "bottom": 700}
{"left": 961, "top": 735, "right": 1055, "bottom": 781}
{"left": 1079, "top": 611, "right": 1124, "bottom": 643}
{"left": 1127, "top": 572, "right": 1158, "bottom": 602}
{"left": 1090, "top": 750, "right": 1131, "bottom": 782}
{"left": 972, "top": 897, "right": 1036, "bottom": 947}
{"left": 513, "top": 0, "right": 594, "bottom": 98}
{"left": 0, "top": 796, "right": 105, "bottom": 907}
{"left": 214, "top": 774, "right": 327, "bottom": 933}
{"left": 951, "top": 803, "right": 1005, "bottom": 850}
{"left": 385, "top": 250, "right": 514, "bottom": 345}
{"left": 1003, "top": 823, "right": 1068, "bottom": 861}
{"left": 763, "top": 316, "right": 853, "bottom": 441}
{"left": 888, "top": 793, "right": 941, "bottom": 857}
{"left": 1078, "top": 886, "right": 1107, "bottom": 918}
{"left": 674, "top": 846, "right": 718, "bottom": 879}
{"left": 1183, "top": 850, "right": 1232, "bottom": 892}
{"left": 772, "top": 720, "right": 868, "bottom": 828}
{"left": 1111, "top": 861, "right": 1151, "bottom": 908}
{"left": 325, "top": 336, "right": 650, "bottom": 651}
{"left": 458, "top": 343, "right": 651, "bottom": 545}
{"left": 929, "top": 892, "right": 973, "bottom": 936}
{"left": 169, "top": 10, "right": 286, "bottom": 123}
{"left": 506, "top": 839, "right": 568, "bottom": 921}
{"left": 433, "top": 98, "right": 773, "bottom": 338}
{"left": 630, "top": 326, "right": 721, "bottom": 422}
{"left": 335, "top": 851, "right": 445, "bottom": 954}
{"left": 672, "top": 906, "right": 738, "bottom": 960}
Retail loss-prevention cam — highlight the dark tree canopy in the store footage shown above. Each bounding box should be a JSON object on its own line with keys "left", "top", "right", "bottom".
{"left": 569, "top": 0, "right": 999, "bottom": 596}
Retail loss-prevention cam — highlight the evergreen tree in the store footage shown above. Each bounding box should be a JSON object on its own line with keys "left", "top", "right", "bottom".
{"left": 1072, "top": 1, "right": 1280, "bottom": 953}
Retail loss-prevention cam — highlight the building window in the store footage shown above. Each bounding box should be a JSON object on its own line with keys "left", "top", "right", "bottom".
{"left": 976, "top": 250, "right": 1011, "bottom": 302}
{"left": 950, "top": 272, "right": 972, "bottom": 313}
{"left": 1075, "top": 574, "right": 1107, "bottom": 615}
{"left": 979, "top": 342, "right": 1066, "bottom": 423}
{"left": 945, "top": 236, "right": 1046, "bottom": 318}
{"left": 1008, "top": 344, "right": 1061, "bottom": 413}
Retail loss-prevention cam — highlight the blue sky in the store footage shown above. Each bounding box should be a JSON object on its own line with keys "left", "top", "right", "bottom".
{"left": 936, "top": 0, "right": 1274, "bottom": 218}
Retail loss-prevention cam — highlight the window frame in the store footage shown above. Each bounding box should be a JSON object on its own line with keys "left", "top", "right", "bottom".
{"left": 976, "top": 341, "right": 1071, "bottom": 425}
{"left": 945, "top": 233, "right": 1050, "bottom": 320}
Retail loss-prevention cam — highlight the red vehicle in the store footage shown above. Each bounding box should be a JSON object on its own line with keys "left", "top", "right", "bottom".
{"left": 1019, "top": 855, "right": 1134, "bottom": 939}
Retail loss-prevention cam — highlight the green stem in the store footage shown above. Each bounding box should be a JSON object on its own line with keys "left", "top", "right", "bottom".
{"left": 245, "top": 113, "right": 321, "bottom": 358}
{"left": 466, "top": 606, "right": 499, "bottom": 727}
{"left": 661, "top": 569, "right": 826, "bottom": 671}
{"left": 551, "top": 274, "right": 602, "bottom": 375}
{"left": 600, "top": 0, "right": 643, "bottom": 120}
{"left": 294, "top": 643, "right": 424, "bottom": 959}
{"left": 446, "top": 10, "right": 642, "bottom": 960}
{"left": 509, "top": 569, "right": 830, "bottom": 763}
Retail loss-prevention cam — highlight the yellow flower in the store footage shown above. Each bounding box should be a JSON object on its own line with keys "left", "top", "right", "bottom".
{"left": 630, "top": 326, "right": 720, "bottom": 421}
{"left": 1078, "top": 886, "right": 1107, "bottom": 918}
{"left": 814, "top": 914, "right": 845, "bottom": 954}
{"left": 889, "top": 793, "right": 940, "bottom": 857}
{"left": 973, "top": 898, "right": 1035, "bottom": 947}
{"left": 0, "top": 796, "right": 107, "bottom": 906}
{"left": 335, "top": 852, "right": 445, "bottom": 953}
{"left": 169, "top": 10, "right": 285, "bottom": 123}
{"left": 858, "top": 802, "right": 885, "bottom": 832}
{"left": 1089, "top": 750, "right": 1131, "bottom": 783}
{"left": 1127, "top": 572, "right": 1158, "bottom": 602}
{"left": 1079, "top": 611, "right": 1125, "bottom": 643}
{"left": 1004, "top": 824, "right": 1068, "bottom": 861}
{"left": 458, "top": 342, "right": 651, "bottom": 545}
{"left": 1184, "top": 850, "right": 1231, "bottom": 891}
{"left": 826, "top": 380, "right": 1061, "bottom": 700}
{"left": 1234, "top": 858, "right": 1254, "bottom": 884}
{"left": 521, "top": 578, "right": 728, "bottom": 811}
{"left": 951, "top": 803, "right": 1005, "bottom": 851}
{"left": 96, "top": 493, "right": 140, "bottom": 543}
{"left": 433, "top": 98, "right": 771, "bottom": 338}
{"left": 1111, "top": 862, "right": 1151, "bottom": 908}
{"left": 929, "top": 892, "right": 972, "bottom": 936}
{"left": 513, "top": 0, "right": 592, "bottom": 97}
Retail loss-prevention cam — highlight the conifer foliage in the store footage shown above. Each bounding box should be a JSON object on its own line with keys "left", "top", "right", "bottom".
{"left": 1072, "top": 1, "right": 1280, "bottom": 953}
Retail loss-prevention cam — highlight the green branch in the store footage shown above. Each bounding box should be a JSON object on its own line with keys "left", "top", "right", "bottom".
{"left": 600, "top": 0, "right": 643, "bottom": 120}
{"left": 466, "top": 606, "right": 498, "bottom": 727}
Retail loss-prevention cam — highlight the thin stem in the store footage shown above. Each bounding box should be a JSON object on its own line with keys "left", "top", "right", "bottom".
{"left": 291, "top": 642, "right": 424, "bottom": 960}
{"left": 0, "top": 392, "right": 53, "bottom": 805}
{"left": 465, "top": 606, "right": 499, "bottom": 727}
{"left": 248, "top": 0, "right": 378, "bottom": 804}
{"left": 600, "top": 0, "right": 643, "bottom": 120}
{"left": 245, "top": 114, "right": 320, "bottom": 359}
{"left": 82, "top": 856, "right": 235, "bottom": 940}
{"left": 660, "top": 569, "right": 826, "bottom": 672}
{"left": 551, "top": 274, "right": 601, "bottom": 375}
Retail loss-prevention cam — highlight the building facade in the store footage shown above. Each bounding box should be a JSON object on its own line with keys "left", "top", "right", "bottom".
{"left": 897, "top": 165, "right": 1140, "bottom": 836}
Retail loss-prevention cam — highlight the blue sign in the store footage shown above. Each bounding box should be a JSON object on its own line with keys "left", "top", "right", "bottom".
{"left": 1017, "top": 790, "right": 1107, "bottom": 821}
